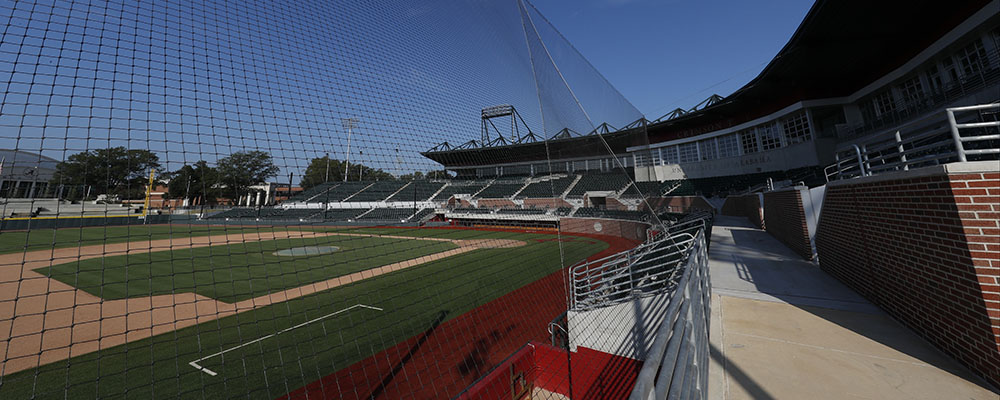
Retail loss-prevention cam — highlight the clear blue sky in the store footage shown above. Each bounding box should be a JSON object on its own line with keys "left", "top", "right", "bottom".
{"left": 1, "top": 0, "right": 816, "bottom": 178}
{"left": 531, "top": 0, "right": 815, "bottom": 119}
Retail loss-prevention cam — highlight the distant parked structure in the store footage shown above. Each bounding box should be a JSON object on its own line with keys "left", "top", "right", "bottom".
{"left": 0, "top": 150, "right": 58, "bottom": 198}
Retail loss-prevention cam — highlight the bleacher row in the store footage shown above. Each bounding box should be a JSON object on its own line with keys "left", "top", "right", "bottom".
{"left": 206, "top": 207, "right": 433, "bottom": 223}
{"left": 286, "top": 167, "right": 824, "bottom": 204}
{"left": 572, "top": 207, "right": 653, "bottom": 223}
{"left": 447, "top": 206, "right": 653, "bottom": 223}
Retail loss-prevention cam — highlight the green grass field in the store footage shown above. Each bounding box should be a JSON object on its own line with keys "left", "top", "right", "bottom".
{"left": 0, "top": 228, "right": 608, "bottom": 399}
{"left": 35, "top": 234, "right": 458, "bottom": 303}
{"left": 0, "top": 224, "right": 288, "bottom": 255}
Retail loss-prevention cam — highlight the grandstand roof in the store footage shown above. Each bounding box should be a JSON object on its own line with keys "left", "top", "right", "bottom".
{"left": 645, "top": 0, "right": 993, "bottom": 142}
{"left": 421, "top": 128, "right": 646, "bottom": 167}
{"left": 425, "top": 0, "right": 993, "bottom": 168}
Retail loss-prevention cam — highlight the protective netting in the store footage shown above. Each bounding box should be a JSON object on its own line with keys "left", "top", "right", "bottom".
{"left": 0, "top": 1, "right": 706, "bottom": 399}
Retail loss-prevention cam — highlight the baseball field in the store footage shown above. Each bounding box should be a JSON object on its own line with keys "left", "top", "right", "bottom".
{"left": 0, "top": 224, "right": 610, "bottom": 399}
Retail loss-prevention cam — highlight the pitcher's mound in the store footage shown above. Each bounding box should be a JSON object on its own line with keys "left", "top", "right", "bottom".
{"left": 274, "top": 246, "right": 340, "bottom": 256}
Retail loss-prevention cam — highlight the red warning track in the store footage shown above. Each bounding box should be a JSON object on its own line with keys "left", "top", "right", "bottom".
{"left": 281, "top": 228, "right": 639, "bottom": 400}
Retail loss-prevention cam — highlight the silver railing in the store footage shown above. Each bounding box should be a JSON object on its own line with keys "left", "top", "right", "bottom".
{"left": 569, "top": 215, "right": 710, "bottom": 311}
{"left": 826, "top": 102, "right": 1000, "bottom": 181}
{"left": 838, "top": 47, "right": 1000, "bottom": 141}
{"left": 628, "top": 228, "right": 710, "bottom": 400}
{"left": 569, "top": 233, "right": 695, "bottom": 310}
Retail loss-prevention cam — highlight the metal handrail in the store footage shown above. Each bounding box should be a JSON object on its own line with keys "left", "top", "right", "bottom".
{"left": 629, "top": 228, "right": 710, "bottom": 400}
{"left": 827, "top": 102, "right": 999, "bottom": 181}
{"left": 568, "top": 213, "right": 711, "bottom": 311}
{"left": 570, "top": 234, "right": 696, "bottom": 310}
{"left": 838, "top": 47, "right": 1000, "bottom": 141}
{"left": 547, "top": 310, "right": 569, "bottom": 348}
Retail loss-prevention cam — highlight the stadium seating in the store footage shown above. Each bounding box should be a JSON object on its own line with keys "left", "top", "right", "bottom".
{"left": 206, "top": 208, "right": 258, "bottom": 219}
{"left": 348, "top": 181, "right": 408, "bottom": 202}
{"left": 386, "top": 181, "right": 445, "bottom": 201}
{"left": 209, "top": 207, "right": 351, "bottom": 220}
{"left": 317, "top": 208, "right": 367, "bottom": 220}
{"left": 573, "top": 207, "right": 651, "bottom": 222}
{"left": 409, "top": 208, "right": 436, "bottom": 222}
{"left": 318, "top": 181, "right": 371, "bottom": 201}
{"left": 554, "top": 207, "right": 573, "bottom": 216}
{"left": 496, "top": 208, "right": 547, "bottom": 215}
{"left": 662, "top": 179, "right": 698, "bottom": 196}
{"left": 566, "top": 173, "right": 631, "bottom": 197}
{"left": 621, "top": 181, "right": 662, "bottom": 198}
{"left": 432, "top": 181, "right": 489, "bottom": 200}
{"left": 475, "top": 180, "right": 525, "bottom": 198}
{"left": 288, "top": 182, "right": 339, "bottom": 202}
{"left": 516, "top": 175, "right": 574, "bottom": 198}
{"left": 258, "top": 208, "right": 321, "bottom": 219}
{"left": 357, "top": 207, "right": 415, "bottom": 221}
{"left": 452, "top": 207, "right": 491, "bottom": 214}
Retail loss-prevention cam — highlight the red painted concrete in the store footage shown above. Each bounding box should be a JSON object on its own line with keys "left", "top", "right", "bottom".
{"left": 280, "top": 227, "right": 639, "bottom": 400}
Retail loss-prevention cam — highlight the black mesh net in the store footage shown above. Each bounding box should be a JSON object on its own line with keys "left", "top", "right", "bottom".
{"left": 0, "top": 1, "right": 708, "bottom": 399}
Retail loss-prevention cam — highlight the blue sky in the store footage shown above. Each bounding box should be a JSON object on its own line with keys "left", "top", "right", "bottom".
{"left": 1, "top": 0, "right": 815, "bottom": 179}
{"left": 531, "top": 0, "right": 815, "bottom": 118}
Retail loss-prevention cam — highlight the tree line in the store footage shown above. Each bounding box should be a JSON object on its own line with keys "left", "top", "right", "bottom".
{"left": 50, "top": 147, "right": 451, "bottom": 204}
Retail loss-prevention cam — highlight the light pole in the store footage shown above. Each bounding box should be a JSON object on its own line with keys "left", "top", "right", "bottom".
{"left": 342, "top": 118, "right": 358, "bottom": 181}
{"left": 324, "top": 152, "right": 331, "bottom": 182}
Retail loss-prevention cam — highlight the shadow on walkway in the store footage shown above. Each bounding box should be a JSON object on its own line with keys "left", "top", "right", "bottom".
{"left": 708, "top": 215, "right": 998, "bottom": 395}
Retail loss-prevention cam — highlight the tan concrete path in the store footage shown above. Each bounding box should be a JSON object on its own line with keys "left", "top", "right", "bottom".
{"left": 707, "top": 216, "right": 998, "bottom": 399}
{"left": 0, "top": 230, "right": 523, "bottom": 375}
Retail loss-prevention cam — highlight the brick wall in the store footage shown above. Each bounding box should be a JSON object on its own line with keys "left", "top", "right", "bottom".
{"left": 639, "top": 196, "right": 715, "bottom": 214}
{"left": 476, "top": 199, "right": 516, "bottom": 208}
{"left": 560, "top": 218, "right": 649, "bottom": 243}
{"left": 763, "top": 188, "right": 813, "bottom": 260}
{"left": 815, "top": 162, "right": 1000, "bottom": 387}
{"left": 522, "top": 198, "right": 572, "bottom": 209}
{"left": 721, "top": 194, "right": 764, "bottom": 229}
{"left": 605, "top": 197, "right": 629, "bottom": 211}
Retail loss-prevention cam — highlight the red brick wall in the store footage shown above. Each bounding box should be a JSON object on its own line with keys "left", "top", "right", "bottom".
{"left": 522, "top": 198, "right": 572, "bottom": 209}
{"left": 605, "top": 197, "right": 629, "bottom": 211}
{"left": 815, "top": 168, "right": 1000, "bottom": 387}
{"left": 763, "top": 188, "right": 813, "bottom": 260}
{"left": 639, "top": 196, "right": 715, "bottom": 214}
{"left": 477, "top": 199, "right": 517, "bottom": 209}
{"left": 721, "top": 194, "right": 764, "bottom": 229}
{"left": 560, "top": 218, "right": 649, "bottom": 243}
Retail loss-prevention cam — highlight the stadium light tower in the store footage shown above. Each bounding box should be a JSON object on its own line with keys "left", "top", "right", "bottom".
{"left": 480, "top": 104, "right": 538, "bottom": 147}
{"left": 342, "top": 118, "right": 358, "bottom": 181}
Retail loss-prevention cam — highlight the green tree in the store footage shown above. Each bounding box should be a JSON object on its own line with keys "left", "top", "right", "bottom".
{"left": 425, "top": 170, "right": 453, "bottom": 179}
{"left": 398, "top": 171, "right": 424, "bottom": 181}
{"left": 300, "top": 156, "right": 341, "bottom": 190}
{"left": 299, "top": 156, "right": 393, "bottom": 189}
{"left": 165, "top": 161, "right": 220, "bottom": 205}
{"left": 216, "top": 151, "right": 279, "bottom": 203}
{"left": 399, "top": 169, "right": 452, "bottom": 181}
{"left": 50, "top": 147, "right": 161, "bottom": 200}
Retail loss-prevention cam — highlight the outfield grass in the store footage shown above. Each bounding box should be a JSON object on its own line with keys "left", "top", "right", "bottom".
{"left": 35, "top": 234, "right": 458, "bottom": 303}
{"left": 0, "top": 229, "right": 608, "bottom": 399}
{"left": 0, "top": 224, "right": 289, "bottom": 255}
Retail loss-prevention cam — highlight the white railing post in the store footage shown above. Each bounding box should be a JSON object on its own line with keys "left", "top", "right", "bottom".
{"left": 894, "top": 130, "right": 908, "bottom": 170}
{"left": 946, "top": 108, "right": 968, "bottom": 162}
{"left": 851, "top": 144, "right": 866, "bottom": 177}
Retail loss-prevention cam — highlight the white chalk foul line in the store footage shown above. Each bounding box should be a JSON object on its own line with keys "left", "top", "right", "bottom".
{"left": 189, "top": 304, "right": 384, "bottom": 376}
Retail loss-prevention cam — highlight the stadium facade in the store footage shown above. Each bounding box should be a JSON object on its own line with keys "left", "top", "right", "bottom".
{"left": 425, "top": 1, "right": 998, "bottom": 185}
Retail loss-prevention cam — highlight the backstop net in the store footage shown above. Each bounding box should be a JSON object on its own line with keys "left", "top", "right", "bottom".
{"left": 0, "top": 1, "right": 701, "bottom": 399}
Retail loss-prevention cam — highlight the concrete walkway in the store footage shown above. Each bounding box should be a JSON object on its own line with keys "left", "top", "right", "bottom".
{"left": 707, "top": 216, "right": 998, "bottom": 400}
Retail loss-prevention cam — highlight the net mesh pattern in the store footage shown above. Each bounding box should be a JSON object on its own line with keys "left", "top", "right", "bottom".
{"left": 0, "top": 1, "right": 695, "bottom": 399}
